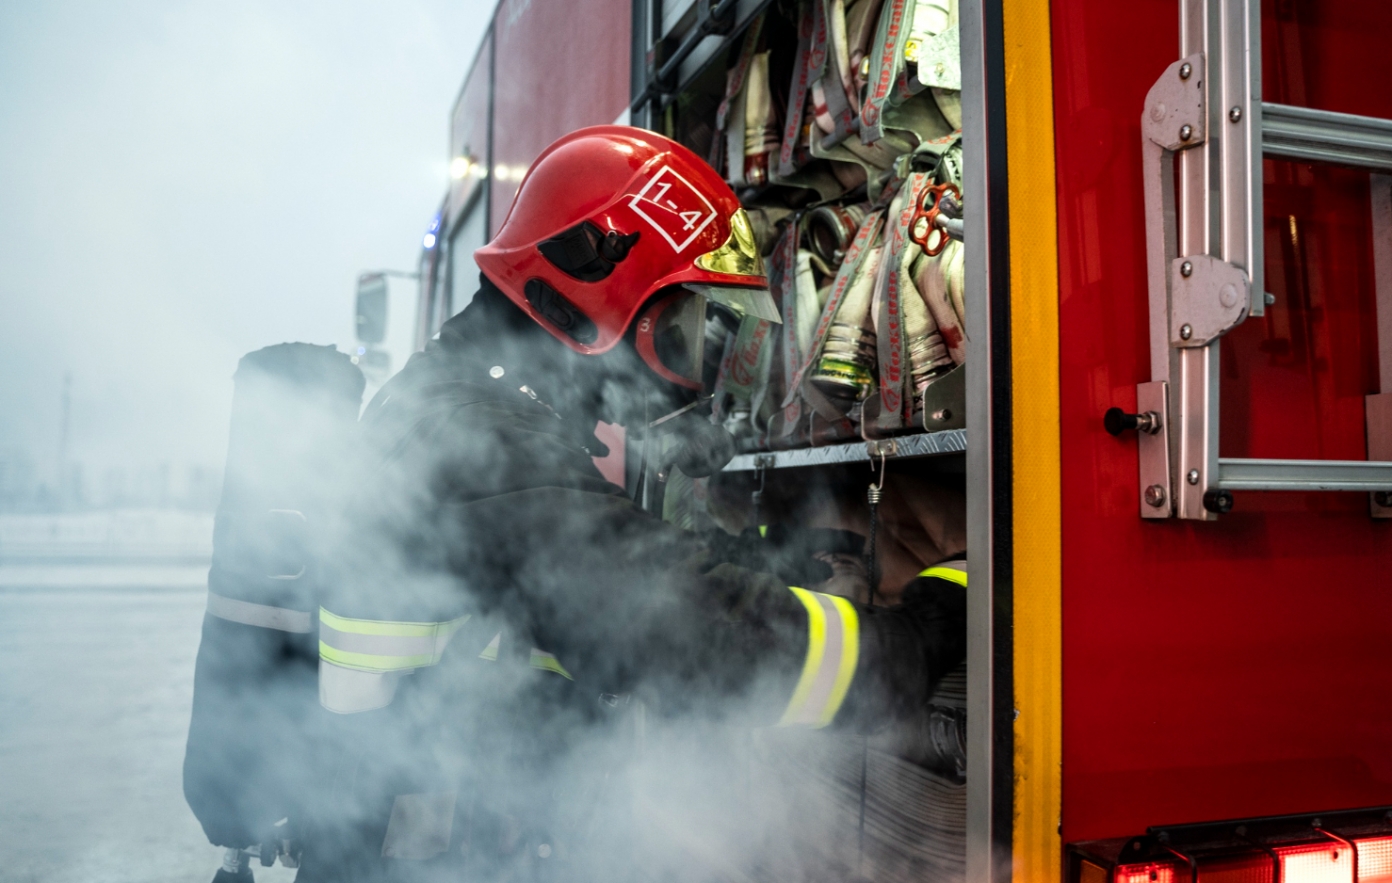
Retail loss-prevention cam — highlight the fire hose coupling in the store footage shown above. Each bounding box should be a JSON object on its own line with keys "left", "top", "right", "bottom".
{"left": 1103, "top": 406, "right": 1162, "bottom": 436}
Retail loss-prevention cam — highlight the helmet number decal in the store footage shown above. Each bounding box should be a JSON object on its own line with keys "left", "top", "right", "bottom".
{"left": 628, "top": 166, "right": 717, "bottom": 254}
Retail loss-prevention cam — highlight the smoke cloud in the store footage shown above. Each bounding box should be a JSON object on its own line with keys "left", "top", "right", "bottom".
{"left": 0, "top": 5, "right": 968, "bottom": 881}
{"left": 0, "top": 0, "right": 489, "bottom": 506}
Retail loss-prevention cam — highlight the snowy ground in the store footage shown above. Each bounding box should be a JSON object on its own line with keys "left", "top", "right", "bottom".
{"left": 0, "top": 566, "right": 297, "bottom": 883}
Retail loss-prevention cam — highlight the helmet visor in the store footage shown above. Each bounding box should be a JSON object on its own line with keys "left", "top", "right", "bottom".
{"left": 635, "top": 285, "right": 781, "bottom": 391}
{"left": 635, "top": 290, "right": 708, "bottom": 390}
{"left": 683, "top": 284, "right": 781, "bottom": 323}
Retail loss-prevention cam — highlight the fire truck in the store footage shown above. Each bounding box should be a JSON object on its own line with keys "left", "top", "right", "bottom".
{"left": 353, "top": 0, "right": 1392, "bottom": 879}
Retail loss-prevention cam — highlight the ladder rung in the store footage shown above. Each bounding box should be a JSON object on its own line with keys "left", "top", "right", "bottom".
{"left": 1217, "top": 457, "right": 1392, "bottom": 492}
{"left": 1262, "top": 102, "right": 1392, "bottom": 172}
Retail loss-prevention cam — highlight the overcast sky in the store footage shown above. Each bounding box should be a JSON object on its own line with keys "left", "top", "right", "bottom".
{"left": 0, "top": 0, "right": 491, "bottom": 497}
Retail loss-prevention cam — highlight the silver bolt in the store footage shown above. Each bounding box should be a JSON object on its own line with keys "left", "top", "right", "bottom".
{"left": 1180, "top": 260, "right": 1193, "bottom": 277}
{"left": 1264, "top": 292, "right": 1276, "bottom": 305}
{"left": 1179, "top": 124, "right": 1193, "bottom": 141}
{"left": 1145, "top": 484, "right": 1167, "bottom": 508}
{"left": 1229, "top": 106, "right": 1242, "bottom": 123}
{"left": 1187, "top": 468, "right": 1200, "bottom": 485}
{"left": 537, "top": 844, "right": 552, "bottom": 859}
{"left": 1179, "top": 62, "right": 1192, "bottom": 80}
{"left": 1180, "top": 324, "right": 1193, "bottom": 340}
{"left": 488, "top": 365, "right": 505, "bottom": 379}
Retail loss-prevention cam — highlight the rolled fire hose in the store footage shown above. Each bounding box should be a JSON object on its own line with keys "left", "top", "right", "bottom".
{"left": 811, "top": 242, "right": 883, "bottom": 407}
{"left": 806, "top": 202, "right": 869, "bottom": 275}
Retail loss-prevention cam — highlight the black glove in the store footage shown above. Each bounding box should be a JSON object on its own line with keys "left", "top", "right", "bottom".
{"left": 834, "top": 571, "right": 967, "bottom": 734}
{"left": 703, "top": 526, "right": 864, "bottom": 586}
{"left": 663, "top": 412, "right": 736, "bottom": 478}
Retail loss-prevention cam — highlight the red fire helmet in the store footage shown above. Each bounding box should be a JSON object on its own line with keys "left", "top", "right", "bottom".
{"left": 474, "top": 126, "right": 777, "bottom": 377}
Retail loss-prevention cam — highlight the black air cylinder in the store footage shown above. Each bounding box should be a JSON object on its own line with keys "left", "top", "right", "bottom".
{"left": 184, "top": 343, "right": 364, "bottom": 850}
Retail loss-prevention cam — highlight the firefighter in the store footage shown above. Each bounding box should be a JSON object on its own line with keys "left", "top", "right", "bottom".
{"left": 302, "top": 126, "right": 966, "bottom": 882}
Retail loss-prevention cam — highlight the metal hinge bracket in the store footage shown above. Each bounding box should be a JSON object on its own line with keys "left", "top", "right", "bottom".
{"left": 1169, "top": 255, "right": 1249, "bottom": 347}
{"left": 1142, "top": 54, "right": 1206, "bottom": 152}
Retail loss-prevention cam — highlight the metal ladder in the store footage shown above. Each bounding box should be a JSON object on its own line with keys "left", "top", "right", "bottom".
{"left": 1119, "top": 0, "right": 1392, "bottom": 519}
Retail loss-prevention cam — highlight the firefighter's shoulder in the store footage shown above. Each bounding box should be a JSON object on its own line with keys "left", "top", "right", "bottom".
{"left": 913, "top": 559, "right": 967, "bottom": 588}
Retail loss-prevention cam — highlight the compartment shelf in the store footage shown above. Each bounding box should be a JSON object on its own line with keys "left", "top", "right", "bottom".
{"left": 723, "top": 429, "right": 967, "bottom": 471}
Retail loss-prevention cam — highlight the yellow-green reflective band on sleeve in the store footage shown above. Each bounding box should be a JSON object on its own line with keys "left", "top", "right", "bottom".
{"left": 918, "top": 565, "right": 968, "bottom": 586}
{"left": 478, "top": 632, "right": 501, "bottom": 662}
{"left": 529, "top": 649, "right": 573, "bottom": 680}
{"left": 778, "top": 587, "right": 859, "bottom": 728}
{"left": 318, "top": 607, "right": 470, "bottom": 673}
{"left": 475, "top": 634, "right": 572, "bottom": 679}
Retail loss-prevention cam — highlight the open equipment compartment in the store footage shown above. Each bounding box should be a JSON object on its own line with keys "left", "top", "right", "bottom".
{"left": 629, "top": 3, "right": 990, "bottom": 881}
{"left": 632, "top": 0, "right": 970, "bottom": 456}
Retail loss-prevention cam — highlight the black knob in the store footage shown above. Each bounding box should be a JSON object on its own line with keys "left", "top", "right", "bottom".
{"left": 1104, "top": 407, "right": 1134, "bottom": 435}
{"left": 1202, "top": 490, "right": 1234, "bottom": 514}
{"left": 1104, "top": 407, "right": 1162, "bottom": 436}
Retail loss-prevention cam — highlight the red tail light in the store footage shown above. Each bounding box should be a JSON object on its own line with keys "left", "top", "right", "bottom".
{"left": 1069, "top": 808, "right": 1392, "bottom": 883}
{"left": 1356, "top": 837, "right": 1392, "bottom": 883}
{"left": 1114, "top": 863, "right": 1181, "bottom": 883}
{"left": 1278, "top": 843, "right": 1354, "bottom": 883}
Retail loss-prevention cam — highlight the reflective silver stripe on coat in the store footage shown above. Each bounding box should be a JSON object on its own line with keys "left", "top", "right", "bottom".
{"left": 206, "top": 590, "right": 313, "bottom": 633}
{"left": 778, "top": 586, "right": 860, "bottom": 728}
{"left": 318, "top": 622, "right": 452, "bottom": 661}
{"left": 319, "top": 660, "right": 404, "bottom": 714}
{"left": 317, "top": 609, "right": 469, "bottom": 673}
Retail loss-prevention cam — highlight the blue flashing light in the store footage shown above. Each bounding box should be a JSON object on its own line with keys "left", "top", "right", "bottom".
{"left": 423, "top": 211, "right": 442, "bottom": 250}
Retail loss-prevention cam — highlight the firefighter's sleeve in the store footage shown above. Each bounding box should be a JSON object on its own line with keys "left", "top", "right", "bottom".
{"left": 438, "top": 486, "right": 967, "bottom": 732}
{"left": 329, "top": 388, "right": 965, "bottom": 731}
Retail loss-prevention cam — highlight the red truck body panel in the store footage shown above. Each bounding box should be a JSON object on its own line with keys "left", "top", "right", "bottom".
{"left": 1053, "top": 0, "right": 1392, "bottom": 842}
{"left": 447, "top": 32, "right": 492, "bottom": 228}
{"left": 489, "top": 0, "right": 631, "bottom": 238}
